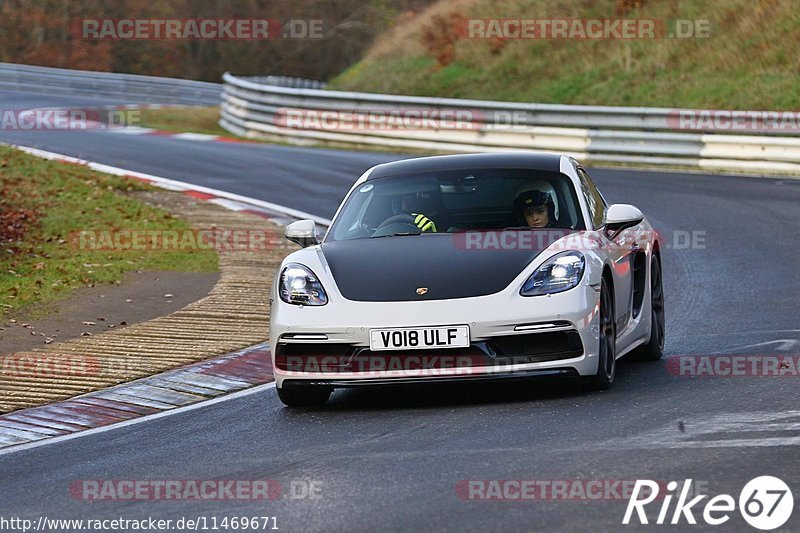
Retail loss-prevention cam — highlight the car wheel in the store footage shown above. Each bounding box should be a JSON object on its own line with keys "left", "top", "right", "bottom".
{"left": 589, "top": 277, "right": 616, "bottom": 390}
{"left": 277, "top": 385, "right": 332, "bottom": 408}
{"left": 633, "top": 257, "right": 665, "bottom": 361}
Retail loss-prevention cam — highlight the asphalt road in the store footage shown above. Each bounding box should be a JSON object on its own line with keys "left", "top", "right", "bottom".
{"left": 1, "top": 90, "right": 799, "bottom": 531}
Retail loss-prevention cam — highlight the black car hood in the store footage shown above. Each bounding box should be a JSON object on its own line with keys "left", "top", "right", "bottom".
{"left": 321, "top": 232, "right": 572, "bottom": 302}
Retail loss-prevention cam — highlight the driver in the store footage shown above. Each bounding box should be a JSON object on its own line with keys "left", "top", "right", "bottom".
{"left": 513, "top": 190, "right": 556, "bottom": 228}
{"left": 392, "top": 193, "right": 438, "bottom": 232}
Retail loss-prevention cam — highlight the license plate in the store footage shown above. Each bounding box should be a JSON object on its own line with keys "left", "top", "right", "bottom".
{"left": 369, "top": 326, "right": 470, "bottom": 351}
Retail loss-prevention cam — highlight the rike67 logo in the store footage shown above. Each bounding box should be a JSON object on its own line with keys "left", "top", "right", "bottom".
{"left": 623, "top": 477, "right": 793, "bottom": 530}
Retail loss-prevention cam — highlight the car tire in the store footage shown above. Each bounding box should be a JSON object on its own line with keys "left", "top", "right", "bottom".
{"left": 632, "top": 257, "right": 665, "bottom": 361}
{"left": 589, "top": 277, "right": 616, "bottom": 390}
{"left": 277, "top": 386, "right": 332, "bottom": 408}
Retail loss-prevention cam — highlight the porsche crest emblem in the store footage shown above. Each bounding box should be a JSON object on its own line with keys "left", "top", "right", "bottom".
{"left": 416, "top": 287, "right": 428, "bottom": 295}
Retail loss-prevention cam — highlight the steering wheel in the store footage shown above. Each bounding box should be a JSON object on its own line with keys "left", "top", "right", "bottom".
{"left": 376, "top": 214, "right": 418, "bottom": 231}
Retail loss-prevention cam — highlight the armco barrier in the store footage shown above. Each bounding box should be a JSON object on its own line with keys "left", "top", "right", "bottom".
{"left": 0, "top": 63, "right": 325, "bottom": 107}
{"left": 220, "top": 72, "right": 800, "bottom": 175}
{"left": 0, "top": 62, "right": 220, "bottom": 105}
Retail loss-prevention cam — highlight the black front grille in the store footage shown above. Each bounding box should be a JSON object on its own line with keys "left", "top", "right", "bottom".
{"left": 487, "top": 330, "right": 584, "bottom": 363}
{"left": 274, "top": 330, "right": 583, "bottom": 373}
{"left": 276, "top": 343, "right": 352, "bottom": 357}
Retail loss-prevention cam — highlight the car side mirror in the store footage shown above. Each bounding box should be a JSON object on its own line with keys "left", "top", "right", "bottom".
{"left": 285, "top": 219, "right": 320, "bottom": 248}
{"left": 605, "top": 204, "right": 644, "bottom": 240}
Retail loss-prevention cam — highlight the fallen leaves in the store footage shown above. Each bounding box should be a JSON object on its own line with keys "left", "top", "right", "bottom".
{"left": 0, "top": 202, "right": 41, "bottom": 253}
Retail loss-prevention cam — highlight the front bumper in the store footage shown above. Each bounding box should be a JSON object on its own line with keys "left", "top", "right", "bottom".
{"left": 270, "top": 283, "right": 601, "bottom": 388}
{"left": 281, "top": 367, "right": 580, "bottom": 389}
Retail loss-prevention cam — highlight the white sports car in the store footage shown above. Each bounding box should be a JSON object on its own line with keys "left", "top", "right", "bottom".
{"left": 270, "top": 153, "right": 664, "bottom": 407}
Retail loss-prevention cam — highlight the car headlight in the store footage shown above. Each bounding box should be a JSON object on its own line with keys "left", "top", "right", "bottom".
{"left": 520, "top": 252, "right": 585, "bottom": 296}
{"left": 279, "top": 263, "right": 328, "bottom": 305}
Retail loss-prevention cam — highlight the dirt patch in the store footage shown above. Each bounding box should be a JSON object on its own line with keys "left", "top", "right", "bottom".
{"left": 0, "top": 270, "right": 219, "bottom": 355}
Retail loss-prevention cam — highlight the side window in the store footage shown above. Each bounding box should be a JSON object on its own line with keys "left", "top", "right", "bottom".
{"left": 577, "top": 168, "right": 607, "bottom": 228}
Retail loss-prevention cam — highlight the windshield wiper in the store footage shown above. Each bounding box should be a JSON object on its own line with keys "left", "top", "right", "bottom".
{"left": 370, "top": 231, "right": 422, "bottom": 239}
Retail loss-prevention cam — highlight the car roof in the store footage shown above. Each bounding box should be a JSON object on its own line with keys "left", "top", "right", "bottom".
{"left": 366, "top": 152, "right": 564, "bottom": 180}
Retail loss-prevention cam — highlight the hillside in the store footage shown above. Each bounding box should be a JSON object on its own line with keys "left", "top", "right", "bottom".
{"left": 329, "top": 0, "right": 800, "bottom": 110}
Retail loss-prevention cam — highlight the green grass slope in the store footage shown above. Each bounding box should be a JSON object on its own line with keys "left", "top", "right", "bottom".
{"left": 330, "top": 0, "right": 799, "bottom": 110}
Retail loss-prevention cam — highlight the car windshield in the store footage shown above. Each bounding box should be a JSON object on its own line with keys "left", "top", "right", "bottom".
{"left": 327, "top": 168, "right": 586, "bottom": 241}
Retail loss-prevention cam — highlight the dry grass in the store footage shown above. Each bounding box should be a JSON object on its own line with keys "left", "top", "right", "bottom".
{"left": 364, "top": 0, "right": 481, "bottom": 60}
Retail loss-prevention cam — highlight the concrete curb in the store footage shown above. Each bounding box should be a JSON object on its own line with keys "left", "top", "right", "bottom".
{"left": 0, "top": 343, "right": 272, "bottom": 450}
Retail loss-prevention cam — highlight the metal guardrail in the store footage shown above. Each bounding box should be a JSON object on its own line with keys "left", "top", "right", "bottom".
{"left": 220, "top": 72, "right": 800, "bottom": 175}
{"left": 243, "top": 76, "right": 327, "bottom": 90}
{"left": 0, "top": 62, "right": 221, "bottom": 105}
{"left": 0, "top": 63, "right": 328, "bottom": 107}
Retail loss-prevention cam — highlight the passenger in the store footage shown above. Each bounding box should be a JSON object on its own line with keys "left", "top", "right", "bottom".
{"left": 513, "top": 190, "right": 556, "bottom": 228}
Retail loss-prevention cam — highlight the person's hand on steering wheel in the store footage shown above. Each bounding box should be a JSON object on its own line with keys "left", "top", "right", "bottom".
{"left": 377, "top": 213, "right": 436, "bottom": 232}
{"left": 373, "top": 213, "right": 437, "bottom": 236}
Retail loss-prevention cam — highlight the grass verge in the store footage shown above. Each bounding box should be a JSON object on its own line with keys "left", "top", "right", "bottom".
{"left": 139, "top": 106, "right": 230, "bottom": 136}
{"left": 138, "top": 106, "right": 356, "bottom": 150}
{"left": 0, "top": 146, "right": 218, "bottom": 319}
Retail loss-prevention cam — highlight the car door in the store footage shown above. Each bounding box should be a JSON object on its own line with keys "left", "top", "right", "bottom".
{"left": 576, "top": 167, "right": 635, "bottom": 329}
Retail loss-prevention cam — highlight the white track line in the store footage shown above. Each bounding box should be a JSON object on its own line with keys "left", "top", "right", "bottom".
{"left": 170, "top": 132, "right": 221, "bottom": 141}
{"left": 109, "top": 127, "right": 157, "bottom": 135}
{"left": 0, "top": 142, "right": 332, "bottom": 226}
